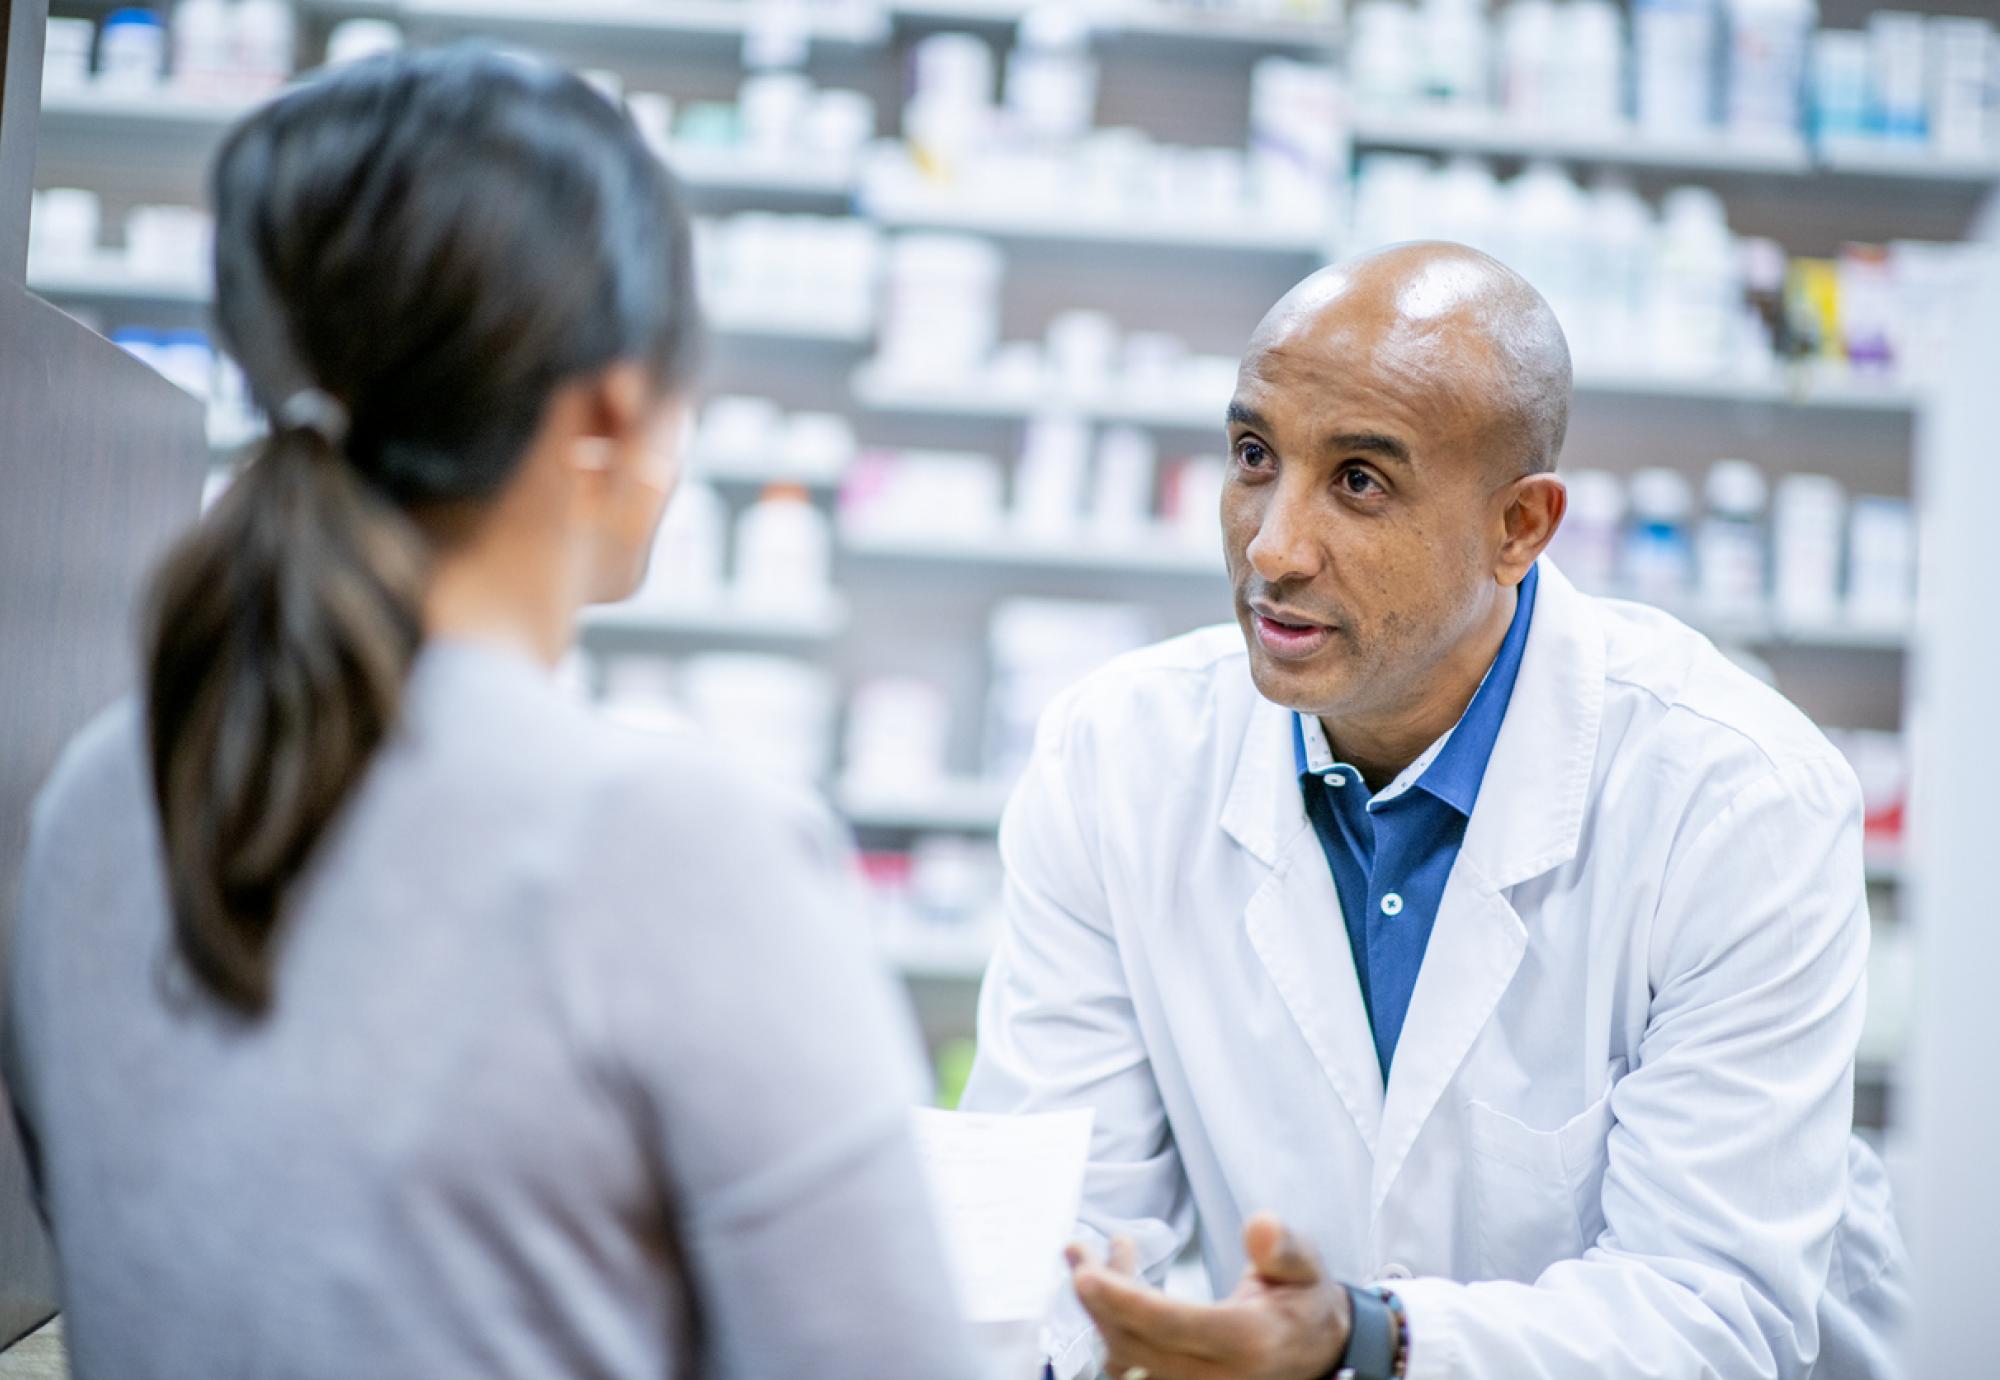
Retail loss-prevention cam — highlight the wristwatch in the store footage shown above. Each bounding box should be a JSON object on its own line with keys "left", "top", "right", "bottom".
{"left": 1329, "top": 1283, "right": 1402, "bottom": 1380}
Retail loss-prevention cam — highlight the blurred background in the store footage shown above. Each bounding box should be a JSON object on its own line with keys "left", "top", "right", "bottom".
{"left": 20, "top": 0, "right": 1999, "bottom": 1304}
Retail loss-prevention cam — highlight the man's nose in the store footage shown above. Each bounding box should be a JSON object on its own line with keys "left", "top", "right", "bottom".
{"left": 1244, "top": 490, "right": 1323, "bottom": 586}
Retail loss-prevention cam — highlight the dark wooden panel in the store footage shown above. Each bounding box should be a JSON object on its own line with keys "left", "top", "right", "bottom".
{"left": 0, "top": 285, "right": 206, "bottom": 1347}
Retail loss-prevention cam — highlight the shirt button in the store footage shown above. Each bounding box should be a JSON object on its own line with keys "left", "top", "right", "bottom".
{"left": 1322, "top": 772, "right": 1345, "bottom": 788}
{"left": 1380, "top": 1262, "right": 1413, "bottom": 1280}
{"left": 1380, "top": 893, "right": 1404, "bottom": 917}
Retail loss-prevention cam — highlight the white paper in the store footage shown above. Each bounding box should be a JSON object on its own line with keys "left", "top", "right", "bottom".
{"left": 911, "top": 1105, "right": 1096, "bottom": 1325}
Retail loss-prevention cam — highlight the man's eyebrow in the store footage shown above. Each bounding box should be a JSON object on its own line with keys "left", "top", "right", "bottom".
{"left": 1322, "top": 431, "right": 1412, "bottom": 466}
{"left": 1225, "top": 401, "right": 1267, "bottom": 430}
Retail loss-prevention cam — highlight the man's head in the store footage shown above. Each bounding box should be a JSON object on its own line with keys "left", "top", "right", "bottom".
{"left": 1223, "top": 241, "right": 1572, "bottom": 722}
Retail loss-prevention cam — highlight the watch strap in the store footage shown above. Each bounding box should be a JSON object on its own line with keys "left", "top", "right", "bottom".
{"left": 1332, "top": 1282, "right": 1397, "bottom": 1380}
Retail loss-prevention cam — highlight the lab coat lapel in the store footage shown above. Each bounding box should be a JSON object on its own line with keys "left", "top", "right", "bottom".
{"left": 1369, "top": 559, "right": 1608, "bottom": 1215}
{"left": 1225, "top": 696, "right": 1386, "bottom": 1148}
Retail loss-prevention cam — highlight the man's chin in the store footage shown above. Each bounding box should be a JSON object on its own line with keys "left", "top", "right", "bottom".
{"left": 1244, "top": 640, "right": 1349, "bottom": 717}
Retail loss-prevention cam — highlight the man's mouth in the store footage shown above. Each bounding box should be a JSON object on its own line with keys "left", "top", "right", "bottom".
{"left": 1249, "top": 604, "right": 1337, "bottom": 661}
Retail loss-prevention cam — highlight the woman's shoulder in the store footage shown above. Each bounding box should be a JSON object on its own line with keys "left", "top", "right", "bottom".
{"left": 29, "top": 698, "right": 151, "bottom": 853}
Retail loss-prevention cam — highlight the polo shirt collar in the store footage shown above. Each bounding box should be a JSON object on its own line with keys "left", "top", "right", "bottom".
{"left": 1289, "top": 564, "right": 1541, "bottom": 818}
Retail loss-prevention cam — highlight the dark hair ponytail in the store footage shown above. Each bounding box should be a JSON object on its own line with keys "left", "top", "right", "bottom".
{"left": 146, "top": 428, "right": 426, "bottom": 1009}
{"left": 145, "top": 45, "right": 699, "bottom": 1013}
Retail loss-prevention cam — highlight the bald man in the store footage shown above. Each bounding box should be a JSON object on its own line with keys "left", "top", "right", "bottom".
{"left": 961, "top": 244, "right": 1906, "bottom": 1380}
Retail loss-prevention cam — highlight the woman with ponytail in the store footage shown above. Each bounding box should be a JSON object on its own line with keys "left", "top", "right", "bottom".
{"left": 4, "top": 47, "right": 985, "bottom": 1380}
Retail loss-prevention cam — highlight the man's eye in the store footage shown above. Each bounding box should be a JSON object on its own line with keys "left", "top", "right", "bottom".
{"left": 1235, "top": 440, "right": 1273, "bottom": 471}
{"left": 1339, "top": 466, "right": 1380, "bottom": 496}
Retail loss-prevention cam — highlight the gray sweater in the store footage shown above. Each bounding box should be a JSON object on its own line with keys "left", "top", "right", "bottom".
{"left": 4, "top": 641, "right": 984, "bottom": 1380}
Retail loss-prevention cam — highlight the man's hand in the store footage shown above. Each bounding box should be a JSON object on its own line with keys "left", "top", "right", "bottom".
{"left": 1066, "top": 1213, "right": 1352, "bottom": 1380}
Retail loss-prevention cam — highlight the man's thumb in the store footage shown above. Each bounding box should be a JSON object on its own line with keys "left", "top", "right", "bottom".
{"left": 1244, "top": 1212, "right": 1320, "bottom": 1285}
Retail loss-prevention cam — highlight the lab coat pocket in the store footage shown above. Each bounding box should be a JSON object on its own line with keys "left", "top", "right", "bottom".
{"left": 1464, "top": 1064, "right": 1623, "bottom": 1282}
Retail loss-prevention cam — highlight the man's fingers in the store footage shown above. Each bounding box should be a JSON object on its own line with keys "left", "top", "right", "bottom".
{"left": 1072, "top": 1266, "right": 1259, "bottom": 1360}
{"left": 1108, "top": 1235, "right": 1141, "bottom": 1276}
{"left": 1243, "top": 1211, "right": 1322, "bottom": 1286}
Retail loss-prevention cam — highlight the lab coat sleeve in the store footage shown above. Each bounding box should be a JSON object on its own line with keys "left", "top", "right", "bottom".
{"left": 1389, "top": 754, "right": 1871, "bottom": 1380}
{"left": 960, "top": 688, "right": 1196, "bottom": 1380}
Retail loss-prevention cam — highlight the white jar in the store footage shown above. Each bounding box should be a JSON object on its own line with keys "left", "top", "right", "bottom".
{"left": 1349, "top": 0, "right": 1422, "bottom": 111}
{"left": 170, "top": 0, "right": 232, "bottom": 97}
{"left": 1554, "top": 0, "right": 1626, "bottom": 126}
{"left": 1724, "top": 0, "right": 1815, "bottom": 139}
{"left": 42, "top": 16, "right": 95, "bottom": 91}
{"left": 1005, "top": 3, "right": 1097, "bottom": 145}
{"left": 1498, "top": 0, "right": 1558, "bottom": 121}
{"left": 1633, "top": 0, "right": 1718, "bottom": 135}
{"left": 1623, "top": 467, "right": 1697, "bottom": 602}
{"left": 96, "top": 10, "right": 166, "bottom": 92}
{"left": 1549, "top": 469, "right": 1624, "bottom": 591}
{"left": 1503, "top": 161, "right": 1587, "bottom": 338}
{"left": 324, "top": 17, "right": 402, "bottom": 67}
{"left": 641, "top": 480, "right": 728, "bottom": 601}
{"left": 1422, "top": 0, "right": 1491, "bottom": 108}
{"left": 28, "top": 187, "right": 101, "bottom": 268}
{"left": 1697, "top": 459, "right": 1770, "bottom": 613}
{"left": 734, "top": 484, "right": 832, "bottom": 603}
{"left": 1772, "top": 473, "right": 1845, "bottom": 625}
{"left": 1091, "top": 426, "right": 1156, "bottom": 540}
{"left": 1583, "top": 176, "right": 1653, "bottom": 369}
{"left": 231, "top": 0, "right": 296, "bottom": 95}
{"left": 1651, "top": 186, "right": 1737, "bottom": 375}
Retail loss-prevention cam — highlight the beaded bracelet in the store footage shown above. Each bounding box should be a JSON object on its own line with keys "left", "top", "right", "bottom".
{"left": 1379, "top": 1288, "right": 1410, "bottom": 1379}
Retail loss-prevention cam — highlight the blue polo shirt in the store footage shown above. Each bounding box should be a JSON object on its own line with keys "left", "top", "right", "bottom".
{"left": 1290, "top": 565, "right": 1538, "bottom": 1081}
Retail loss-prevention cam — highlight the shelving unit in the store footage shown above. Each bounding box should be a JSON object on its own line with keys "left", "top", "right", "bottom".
{"left": 891, "top": 0, "right": 1340, "bottom": 50}
{"left": 1350, "top": 108, "right": 1813, "bottom": 176}
{"left": 689, "top": 453, "right": 850, "bottom": 490}
{"left": 30, "top": 0, "right": 1949, "bottom": 1114}
{"left": 27, "top": 256, "right": 878, "bottom": 345}
{"left": 853, "top": 368, "right": 1920, "bottom": 429}
{"left": 398, "top": 0, "right": 888, "bottom": 45}
{"left": 862, "top": 187, "right": 1332, "bottom": 255}
{"left": 840, "top": 525, "right": 1226, "bottom": 579}
{"left": 580, "top": 593, "right": 850, "bottom": 646}
{"left": 26, "top": 258, "right": 208, "bottom": 305}
{"left": 837, "top": 775, "right": 1016, "bottom": 832}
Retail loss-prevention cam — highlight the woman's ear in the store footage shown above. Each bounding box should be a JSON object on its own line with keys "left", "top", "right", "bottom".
{"left": 567, "top": 361, "right": 651, "bottom": 473}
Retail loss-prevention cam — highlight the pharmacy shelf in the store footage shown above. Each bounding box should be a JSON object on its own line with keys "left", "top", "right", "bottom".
{"left": 706, "top": 303, "right": 874, "bottom": 344}
{"left": 1350, "top": 107, "right": 1813, "bottom": 176}
{"left": 30, "top": 259, "right": 872, "bottom": 346}
{"left": 399, "top": 0, "right": 888, "bottom": 45}
{"left": 863, "top": 187, "right": 1330, "bottom": 256}
{"left": 40, "top": 93, "right": 862, "bottom": 202}
{"left": 838, "top": 776, "right": 1017, "bottom": 832}
{"left": 580, "top": 593, "right": 850, "bottom": 645}
{"left": 855, "top": 369, "right": 1917, "bottom": 429}
{"left": 687, "top": 453, "right": 850, "bottom": 490}
{"left": 1815, "top": 137, "right": 2000, "bottom": 185}
{"left": 889, "top": 0, "right": 1339, "bottom": 49}
{"left": 663, "top": 143, "right": 857, "bottom": 200}
{"left": 852, "top": 372, "right": 1226, "bottom": 430}
{"left": 28, "top": 259, "right": 209, "bottom": 306}
{"left": 1571, "top": 368, "right": 1918, "bottom": 414}
{"left": 38, "top": 84, "right": 261, "bottom": 137}
{"left": 841, "top": 525, "right": 1227, "bottom": 579}
{"left": 1605, "top": 592, "right": 1910, "bottom": 654}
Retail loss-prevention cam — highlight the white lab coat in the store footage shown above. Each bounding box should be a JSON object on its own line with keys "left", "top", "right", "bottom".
{"left": 963, "top": 559, "right": 1907, "bottom": 1380}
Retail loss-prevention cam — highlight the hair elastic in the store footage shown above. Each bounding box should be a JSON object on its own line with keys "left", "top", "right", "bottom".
{"left": 276, "top": 388, "right": 351, "bottom": 449}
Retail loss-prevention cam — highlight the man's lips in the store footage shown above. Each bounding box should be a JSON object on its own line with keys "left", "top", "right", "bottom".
{"left": 1249, "top": 603, "right": 1338, "bottom": 661}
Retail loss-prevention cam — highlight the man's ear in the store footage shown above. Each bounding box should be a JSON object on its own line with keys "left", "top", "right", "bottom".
{"left": 1497, "top": 473, "right": 1567, "bottom": 583}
